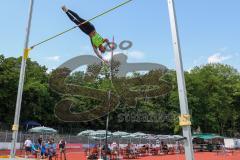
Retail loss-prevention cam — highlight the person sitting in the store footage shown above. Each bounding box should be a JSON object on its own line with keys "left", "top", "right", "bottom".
{"left": 102, "top": 144, "right": 111, "bottom": 159}
{"left": 31, "top": 143, "right": 40, "bottom": 159}
{"left": 110, "top": 142, "right": 118, "bottom": 159}
{"left": 161, "top": 142, "right": 169, "bottom": 154}
{"left": 125, "top": 143, "right": 136, "bottom": 158}
{"left": 88, "top": 144, "right": 98, "bottom": 160}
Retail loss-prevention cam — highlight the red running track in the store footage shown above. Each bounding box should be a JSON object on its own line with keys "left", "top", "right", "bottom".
{"left": 1, "top": 150, "right": 240, "bottom": 160}
{"left": 66, "top": 151, "right": 240, "bottom": 160}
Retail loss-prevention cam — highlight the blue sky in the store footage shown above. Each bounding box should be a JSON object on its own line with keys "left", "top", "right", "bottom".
{"left": 0, "top": 0, "right": 239, "bottom": 72}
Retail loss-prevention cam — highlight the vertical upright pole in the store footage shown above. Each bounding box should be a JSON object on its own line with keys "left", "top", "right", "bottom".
{"left": 10, "top": 0, "right": 34, "bottom": 158}
{"left": 167, "top": 0, "right": 195, "bottom": 160}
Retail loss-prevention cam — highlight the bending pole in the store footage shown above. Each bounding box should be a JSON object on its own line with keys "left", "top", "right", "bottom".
{"left": 30, "top": 0, "right": 132, "bottom": 49}
{"left": 167, "top": 0, "right": 195, "bottom": 160}
{"left": 10, "top": 0, "right": 34, "bottom": 158}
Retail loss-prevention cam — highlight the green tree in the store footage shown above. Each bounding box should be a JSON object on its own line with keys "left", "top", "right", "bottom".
{"left": 0, "top": 56, "right": 58, "bottom": 128}
{"left": 187, "top": 64, "right": 240, "bottom": 135}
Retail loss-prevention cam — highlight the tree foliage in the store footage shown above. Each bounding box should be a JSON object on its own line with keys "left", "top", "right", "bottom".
{"left": 0, "top": 55, "right": 239, "bottom": 136}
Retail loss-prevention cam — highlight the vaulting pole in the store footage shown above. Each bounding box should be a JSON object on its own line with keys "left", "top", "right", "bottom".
{"left": 10, "top": 0, "right": 34, "bottom": 158}
{"left": 104, "top": 36, "right": 114, "bottom": 160}
{"left": 167, "top": 0, "right": 195, "bottom": 160}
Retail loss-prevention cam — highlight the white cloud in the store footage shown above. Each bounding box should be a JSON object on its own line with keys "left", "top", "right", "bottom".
{"left": 207, "top": 53, "right": 231, "bottom": 63}
{"left": 45, "top": 56, "right": 60, "bottom": 61}
{"left": 127, "top": 51, "right": 145, "bottom": 60}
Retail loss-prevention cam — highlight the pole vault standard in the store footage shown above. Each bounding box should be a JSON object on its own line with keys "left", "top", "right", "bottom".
{"left": 10, "top": 0, "right": 34, "bottom": 158}
{"left": 167, "top": 0, "right": 195, "bottom": 160}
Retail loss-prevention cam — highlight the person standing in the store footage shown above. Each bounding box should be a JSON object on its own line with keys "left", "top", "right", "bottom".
{"left": 40, "top": 141, "right": 47, "bottom": 159}
{"left": 24, "top": 136, "right": 32, "bottom": 158}
{"left": 59, "top": 139, "right": 67, "bottom": 160}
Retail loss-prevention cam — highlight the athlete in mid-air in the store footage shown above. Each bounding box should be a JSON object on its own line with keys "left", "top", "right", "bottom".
{"left": 62, "top": 6, "right": 109, "bottom": 63}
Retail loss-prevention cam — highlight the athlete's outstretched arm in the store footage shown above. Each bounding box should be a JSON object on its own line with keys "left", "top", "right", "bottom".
{"left": 91, "top": 42, "right": 108, "bottom": 64}
{"left": 104, "top": 39, "right": 114, "bottom": 50}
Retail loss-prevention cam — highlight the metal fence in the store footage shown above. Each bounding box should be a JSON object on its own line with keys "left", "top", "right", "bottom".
{"left": 0, "top": 131, "right": 83, "bottom": 143}
{"left": 0, "top": 131, "right": 175, "bottom": 146}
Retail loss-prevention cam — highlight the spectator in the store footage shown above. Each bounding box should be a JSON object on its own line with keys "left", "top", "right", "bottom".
{"left": 59, "top": 139, "right": 67, "bottom": 160}
{"left": 161, "top": 141, "right": 168, "bottom": 154}
{"left": 40, "top": 141, "right": 47, "bottom": 159}
{"left": 88, "top": 145, "right": 98, "bottom": 160}
{"left": 38, "top": 136, "right": 43, "bottom": 145}
{"left": 24, "top": 136, "right": 32, "bottom": 158}
{"left": 111, "top": 142, "right": 118, "bottom": 153}
{"left": 31, "top": 143, "right": 40, "bottom": 159}
{"left": 47, "top": 139, "right": 57, "bottom": 160}
{"left": 110, "top": 142, "right": 118, "bottom": 159}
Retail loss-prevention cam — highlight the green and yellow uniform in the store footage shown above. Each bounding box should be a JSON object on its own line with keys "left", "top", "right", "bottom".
{"left": 91, "top": 32, "right": 105, "bottom": 48}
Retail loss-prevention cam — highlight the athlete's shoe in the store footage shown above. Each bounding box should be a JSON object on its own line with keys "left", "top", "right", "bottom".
{"left": 61, "top": 5, "right": 68, "bottom": 12}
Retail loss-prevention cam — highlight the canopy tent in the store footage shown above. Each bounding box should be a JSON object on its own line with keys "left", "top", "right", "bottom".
{"left": 28, "top": 126, "right": 57, "bottom": 133}
{"left": 89, "top": 130, "right": 112, "bottom": 140}
{"left": 112, "top": 131, "right": 129, "bottom": 138}
{"left": 155, "top": 135, "right": 171, "bottom": 140}
{"left": 144, "top": 134, "right": 157, "bottom": 140}
{"left": 193, "top": 133, "right": 224, "bottom": 140}
{"left": 130, "top": 132, "right": 146, "bottom": 138}
{"left": 22, "top": 120, "right": 41, "bottom": 126}
{"left": 77, "top": 130, "right": 95, "bottom": 136}
{"left": 22, "top": 120, "right": 41, "bottom": 131}
{"left": 193, "top": 133, "right": 224, "bottom": 145}
{"left": 76, "top": 129, "right": 184, "bottom": 144}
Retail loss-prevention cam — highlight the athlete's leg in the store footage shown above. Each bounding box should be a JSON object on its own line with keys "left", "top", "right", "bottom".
{"left": 66, "top": 9, "right": 95, "bottom": 35}
{"left": 66, "top": 9, "right": 85, "bottom": 24}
